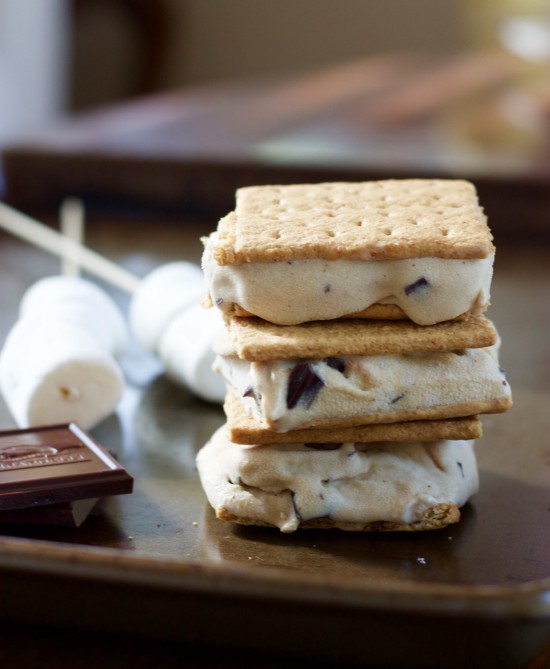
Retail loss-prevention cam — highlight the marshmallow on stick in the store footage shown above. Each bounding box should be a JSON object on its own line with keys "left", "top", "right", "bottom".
{"left": 20, "top": 275, "right": 129, "bottom": 358}
{"left": 0, "top": 201, "right": 225, "bottom": 407}
{"left": 0, "top": 200, "right": 128, "bottom": 429}
{"left": 157, "top": 303, "right": 225, "bottom": 404}
{"left": 129, "top": 262, "right": 226, "bottom": 402}
{"left": 0, "top": 316, "right": 124, "bottom": 430}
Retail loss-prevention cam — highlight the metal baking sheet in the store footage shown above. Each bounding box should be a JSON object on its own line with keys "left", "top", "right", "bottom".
{"left": 0, "top": 230, "right": 548, "bottom": 669}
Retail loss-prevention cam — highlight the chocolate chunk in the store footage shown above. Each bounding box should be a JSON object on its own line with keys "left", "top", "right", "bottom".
{"left": 243, "top": 385, "right": 262, "bottom": 406}
{"left": 457, "top": 461, "right": 464, "bottom": 478}
{"left": 324, "top": 356, "right": 346, "bottom": 373}
{"left": 286, "top": 363, "right": 324, "bottom": 409}
{"left": 404, "top": 276, "right": 429, "bottom": 296}
{"left": 0, "top": 423, "right": 133, "bottom": 512}
{"left": 290, "top": 491, "right": 302, "bottom": 522}
{"left": 215, "top": 297, "right": 223, "bottom": 306}
{"left": 391, "top": 393, "right": 405, "bottom": 404}
{"left": 323, "top": 283, "right": 331, "bottom": 294}
{"left": 304, "top": 443, "right": 342, "bottom": 451}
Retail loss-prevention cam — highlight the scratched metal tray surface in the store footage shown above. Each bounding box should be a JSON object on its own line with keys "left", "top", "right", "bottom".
{"left": 0, "top": 232, "right": 548, "bottom": 669}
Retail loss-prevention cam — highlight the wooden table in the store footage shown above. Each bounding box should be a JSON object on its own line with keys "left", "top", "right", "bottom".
{"left": 0, "top": 210, "right": 548, "bottom": 668}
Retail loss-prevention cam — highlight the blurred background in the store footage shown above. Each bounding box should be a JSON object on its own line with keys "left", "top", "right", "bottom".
{"left": 2, "top": 0, "right": 550, "bottom": 130}
{"left": 1, "top": 0, "right": 550, "bottom": 229}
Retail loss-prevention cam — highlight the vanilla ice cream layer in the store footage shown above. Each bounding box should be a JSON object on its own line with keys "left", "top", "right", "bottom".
{"left": 196, "top": 427, "right": 478, "bottom": 533}
{"left": 215, "top": 343, "right": 511, "bottom": 432}
{"left": 202, "top": 234, "right": 494, "bottom": 326}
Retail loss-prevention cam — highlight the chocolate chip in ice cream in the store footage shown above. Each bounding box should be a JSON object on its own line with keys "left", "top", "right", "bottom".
{"left": 286, "top": 363, "right": 324, "bottom": 409}
{"left": 404, "top": 276, "right": 430, "bottom": 296}
{"left": 243, "top": 385, "right": 262, "bottom": 409}
{"left": 325, "top": 356, "right": 346, "bottom": 373}
{"left": 290, "top": 491, "right": 303, "bottom": 522}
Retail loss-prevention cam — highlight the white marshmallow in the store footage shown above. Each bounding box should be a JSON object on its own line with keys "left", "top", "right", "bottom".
{"left": 20, "top": 275, "right": 129, "bottom": 357}
{"left": 158, "top": 304, "right": 226, "bottom": 403}
{"left": 129, "top": 262, "right": 205, "bottom": 352}
{"left": 0, "top": 315, "right": 124, "bottom": 429}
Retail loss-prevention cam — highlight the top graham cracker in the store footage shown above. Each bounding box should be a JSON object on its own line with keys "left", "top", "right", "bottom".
{"left": 212, "top": 179, "right": 494, "bottom": 265}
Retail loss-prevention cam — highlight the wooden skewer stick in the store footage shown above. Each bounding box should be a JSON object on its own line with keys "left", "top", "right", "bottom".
{"left": 60, "top": 198, "right": 85, "bottom": 278}
{"left": 0, "top": 200, "right": 140, "bottom": 294}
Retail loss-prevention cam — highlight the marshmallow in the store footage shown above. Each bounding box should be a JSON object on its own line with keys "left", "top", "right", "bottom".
{"left": 129, "top": 261, "right": 225, "bottom": 404}
{"left": 20, "top": 275, "right": 129, "bottom": 357}
{"left": 129, "top": 262, "right": 205, "bottom": 352}
{"left": 0, "top": 316, "right": 124, "bottom": 429}
{"left": 1, "top": 276, "right": 128, "bottom": 429}
{"left": 158, "top": 304, "right": 226, "bottom": 403}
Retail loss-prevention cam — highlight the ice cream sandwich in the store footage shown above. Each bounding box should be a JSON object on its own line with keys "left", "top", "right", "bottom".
{"left": 216, "top": 342, "right": 511, "bottom": 434}
{"left": 202, "top": 180, "right": 494, "bottom": 326}
{"left": 196, "top": 426, "right": 479, "bottom": 533}
{"left": 197, "top": 178, "right": 511, "bottom": 533}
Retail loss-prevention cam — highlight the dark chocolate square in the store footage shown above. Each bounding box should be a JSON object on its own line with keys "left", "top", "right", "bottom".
{"left": 0, "top": 423, "right": 133, "bottom": 511}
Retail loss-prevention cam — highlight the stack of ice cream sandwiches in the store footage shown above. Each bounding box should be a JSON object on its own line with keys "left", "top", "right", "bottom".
{"left": 196, "top": 179, "right": 512, "bottom": 533}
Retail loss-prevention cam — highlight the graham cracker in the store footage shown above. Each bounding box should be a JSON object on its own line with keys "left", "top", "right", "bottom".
{"left": 230, "top": 302, "right": 476, "bottom": 321}
{"left": 217, "top": 503, "right": 461, "bottom": 532}
{"left": 224, "top": 392, "right": 483, "bottom": 444}
{"left": 213, "top": 180, "right": 494, "bottom": 265}
{"left": 224, "top": 314, "right": 497, "bottom": 361}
